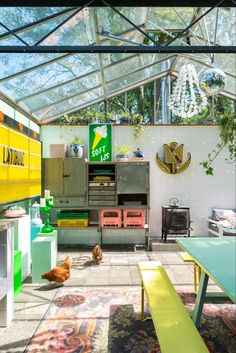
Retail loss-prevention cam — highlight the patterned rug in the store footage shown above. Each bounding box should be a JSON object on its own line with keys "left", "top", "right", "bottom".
{"left": 24, "top": 287, "right": 236, "bottom": 353}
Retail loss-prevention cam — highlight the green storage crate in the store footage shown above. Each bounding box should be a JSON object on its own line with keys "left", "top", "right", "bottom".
{"left": 57, "top": 210, "right": 89, "bottom": 227}
{"left": 14, "top": 250, "right": 22, "bottom": 298}
{"left": 57, "top": 210, "right": 89, "bottom": 219}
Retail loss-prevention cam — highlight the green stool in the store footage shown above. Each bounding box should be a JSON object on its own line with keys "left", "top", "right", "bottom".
{"left": 14, "top": 250, "right": 22, "bottom": 298}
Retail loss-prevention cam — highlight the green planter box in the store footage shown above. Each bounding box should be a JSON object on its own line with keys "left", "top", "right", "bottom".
{"left": 14, "top": 250, "right": 22, "bottom": 298}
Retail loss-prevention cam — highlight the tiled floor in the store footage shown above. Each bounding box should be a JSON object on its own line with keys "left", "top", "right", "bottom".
{"left": 0, "top": 247, "right": 220, "bottom": 353}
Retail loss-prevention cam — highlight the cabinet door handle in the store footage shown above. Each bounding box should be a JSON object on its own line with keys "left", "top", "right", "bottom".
{"left": 63, "top": 174, "right": 70, "bottom": 177}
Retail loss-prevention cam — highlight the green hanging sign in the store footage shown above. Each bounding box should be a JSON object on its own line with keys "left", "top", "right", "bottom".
{"left": 89, "top": 123, "right": 112, "bottom": 162}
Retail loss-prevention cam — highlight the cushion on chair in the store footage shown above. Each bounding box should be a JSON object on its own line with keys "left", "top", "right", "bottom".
{"left": 212, "top": 209, "right": 236, "bottom": 236}
{"left": 212, "top": 209, "right": 235, "bottom": 221}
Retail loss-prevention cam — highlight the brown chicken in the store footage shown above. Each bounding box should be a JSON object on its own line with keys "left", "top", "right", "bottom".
{"left": 41, "top": 255, "right": 72, "bottom": 286}
{"left": 92, "top": 244, "right": 103, "bottom": 264}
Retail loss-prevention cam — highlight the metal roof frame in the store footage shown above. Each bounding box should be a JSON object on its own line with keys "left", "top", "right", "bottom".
{"left": 0, "top": 3, "right": 235, "bottom": 124}
{"left": 30, "top": 54, "right": 175, "bottom": 114}
{"left": 15, "top": 53, "right": 137, "bottom": 102}
{"left": 0, "top": 1, "right": 235, "bottom": 7}
{"left": 41, "top": 69, "right": 170, "bottom": 124}
{"left": 1, "top": 45, "right": 234, "bottom": 53}
{"left": 1, "top": 3, "right": 235, "bottom": 54}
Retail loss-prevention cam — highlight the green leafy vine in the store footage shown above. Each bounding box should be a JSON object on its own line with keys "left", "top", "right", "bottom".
{"left": 200, "top": 112, "right": 236, "bottom": 175}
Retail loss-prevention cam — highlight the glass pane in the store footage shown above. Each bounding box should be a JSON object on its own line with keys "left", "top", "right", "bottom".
{"left": 102, "top": 52, "right": 135, "bottom": 67}
{"left": 147, "top": 7, "right": 194, "bottom": 30}
{"left": 104, "top": 54, "right": 171, "bottom": 81}
{"left": 0, "top": 27, "right": 7, "bottom": 35}
{"left": 17, "top": 12, "right": 81, "bottom": 46}
{"left": 0, "top": 53, "right": 64, "bottom": 80}
{"left": 0, "top": 36, "right": 25, "bottom": 45}
{"left": 37, "top": 87, "right": 103, "bottom": 120}
{"left": 23, "top": 72, "right": 101, "bottom": 111}
{"left": 97, "top": 7, "right": 146, "bottom": 34}
{"left": 106, "top": 59, "right": 173, "bottom": 94}
{"left": 0, "top": 7, "right": 67, "bottom": 29}
{"left": 213, "top": 54, "right": 236, "bottom": 77}
{"left": 194, "top": 8, "right": 236, "bottom": 46}
{"left": 38, "top": 8, "right": 96, "bottom": 46}
{"left": 215, "top": 8, "right": 236, "bottom": 46}
{"left": 1, "top": 54, "right": 100, "bottom": 99}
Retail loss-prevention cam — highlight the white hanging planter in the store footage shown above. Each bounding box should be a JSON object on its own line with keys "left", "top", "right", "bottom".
{"left": 169, "top": 63, "right": 208, "bottom": 118}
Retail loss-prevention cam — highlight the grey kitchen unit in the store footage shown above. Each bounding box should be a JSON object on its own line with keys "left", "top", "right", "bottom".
{"left": 43, "top": 159, "right": 150, "bottom": 246}
{"left": 43, "top": 158, "right": 86, "bottom": 207}
{"left": 116, "top": 162, "right": 149, "bottom": 207}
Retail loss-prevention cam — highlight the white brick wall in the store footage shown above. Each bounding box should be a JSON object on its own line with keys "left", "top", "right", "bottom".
{"left": 41, "top": 125, "right": 235, "bottom": 238}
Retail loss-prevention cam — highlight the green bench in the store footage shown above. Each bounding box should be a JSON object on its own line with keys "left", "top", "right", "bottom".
{"left": 139, "top": 261, "right": 209, "bottom": 353}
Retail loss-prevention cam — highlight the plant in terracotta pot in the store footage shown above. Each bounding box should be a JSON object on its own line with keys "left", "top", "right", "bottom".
{"left": 116, "top": 144, "right": 132, "bottom": 161}
{"left": 70, "top": 136, "right": 84, "bottom": 158}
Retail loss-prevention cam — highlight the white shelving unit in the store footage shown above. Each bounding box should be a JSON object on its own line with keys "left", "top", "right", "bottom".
{"left": 13, "top": 215, "right": 31, "bottom": 281}
{"left": 0, "top": 219, "right": 16, "bottom": 327}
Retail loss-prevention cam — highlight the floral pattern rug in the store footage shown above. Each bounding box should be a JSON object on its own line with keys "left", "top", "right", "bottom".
{"left": 24, "top": 287, "right": 236, "bottom": 353}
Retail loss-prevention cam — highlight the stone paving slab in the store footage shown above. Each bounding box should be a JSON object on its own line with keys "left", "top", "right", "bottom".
{"left": 0, "top": 249, "right": 224, "bottom": 353}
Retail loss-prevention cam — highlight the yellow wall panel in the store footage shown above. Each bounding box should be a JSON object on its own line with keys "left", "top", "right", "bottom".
{"left": 29, "top": 155, "right": 41, "bottom": 168}
{"left": 29, "top": 140, "right": 41, "bottom": 154}
{"left": 0, "top": 123, "right": 41, "bottom": 204}
{"left": 0, "top": 124, "right": 9, "bottom": 145}
{"left": 29, "top": 170, "right": 41, "bottom": 181}
{"left": 0, "top": 166, "right": 8, "bottom": 181}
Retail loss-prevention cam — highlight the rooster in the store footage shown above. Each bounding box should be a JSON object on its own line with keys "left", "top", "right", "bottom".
{"left": 92, "top": 244, "right": 103, "bottom": 264}
{"left": 41, "top": 255, "right": 72, "bottom": 287}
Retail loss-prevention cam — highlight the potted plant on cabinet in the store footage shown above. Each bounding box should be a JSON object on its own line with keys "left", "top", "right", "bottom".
{"left": 116, "top": 144, "right": 132, "bottom": 161}
{"left": 70, "top": 136, "right": 84, "bottom": 158}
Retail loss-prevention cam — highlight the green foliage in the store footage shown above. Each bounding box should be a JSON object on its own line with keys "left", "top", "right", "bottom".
{"left": 132, "top": 114, "right": 144, "bottom": 141}
{"left": 116, "top": 144, "right": 132, "bottom": 155}
{"left": 71, "top": 136, "right": 83, "bottom": 145}
{"left": 200, "top": 111, "right": 236, "bottom": 175}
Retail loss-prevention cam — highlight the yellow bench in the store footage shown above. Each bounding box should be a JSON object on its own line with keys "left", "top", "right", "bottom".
{"left": 139, "top": 261, "right": 208, "bottom": 353}
{"left": 179, "top": 252, "right": 201, "bottom": 293}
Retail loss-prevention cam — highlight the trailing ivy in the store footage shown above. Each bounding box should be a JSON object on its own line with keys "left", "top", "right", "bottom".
{"left": 200, "top": 112, "right": 236, "bottom": 175}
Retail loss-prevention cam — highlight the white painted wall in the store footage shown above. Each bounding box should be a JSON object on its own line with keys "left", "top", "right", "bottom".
{"left": 41, "top": 125, "right": 235, "bottom": 238}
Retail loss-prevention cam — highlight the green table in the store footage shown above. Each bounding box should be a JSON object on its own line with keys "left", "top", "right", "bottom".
{"left": 177, "top": 237, "right": 236, "bottom": 328}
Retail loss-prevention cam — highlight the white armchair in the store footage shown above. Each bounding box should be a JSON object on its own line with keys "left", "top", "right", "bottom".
{"left": 208, "top": 209, "right": 236, "bottom": 237}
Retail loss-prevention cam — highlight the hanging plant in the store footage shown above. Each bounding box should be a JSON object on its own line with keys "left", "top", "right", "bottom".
{"left": 200, "top": 112, "right": 236, "bottom": 175}
{"left": 169, "top": 62, "right": 208, "bottom": 118}
{"left": 133, "top": 114, "right": 144, "bottom": 141}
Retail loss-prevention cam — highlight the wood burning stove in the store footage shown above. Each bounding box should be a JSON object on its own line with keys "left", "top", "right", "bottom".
{"left": 162, "top": 206, "right": 192, "bottom": 242}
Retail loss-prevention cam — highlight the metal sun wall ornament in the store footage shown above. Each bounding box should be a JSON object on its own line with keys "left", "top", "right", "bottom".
{"left": 199, "top": 67, "right": 226, "bottom": 96}
{"left": 156, "top": 142, "right": 191, "bottom": 174}
{"left": 169, "top": 63, "right": 208, "bottom": 118}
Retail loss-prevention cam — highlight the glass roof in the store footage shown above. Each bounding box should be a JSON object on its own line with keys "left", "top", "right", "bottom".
{"left": 0, "top": 6, "right": 235, "bottom": 123}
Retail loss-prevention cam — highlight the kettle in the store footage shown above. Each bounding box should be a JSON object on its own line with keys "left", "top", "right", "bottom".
{"left": 169, "top": 197, "right": 179, "bottom": 207}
